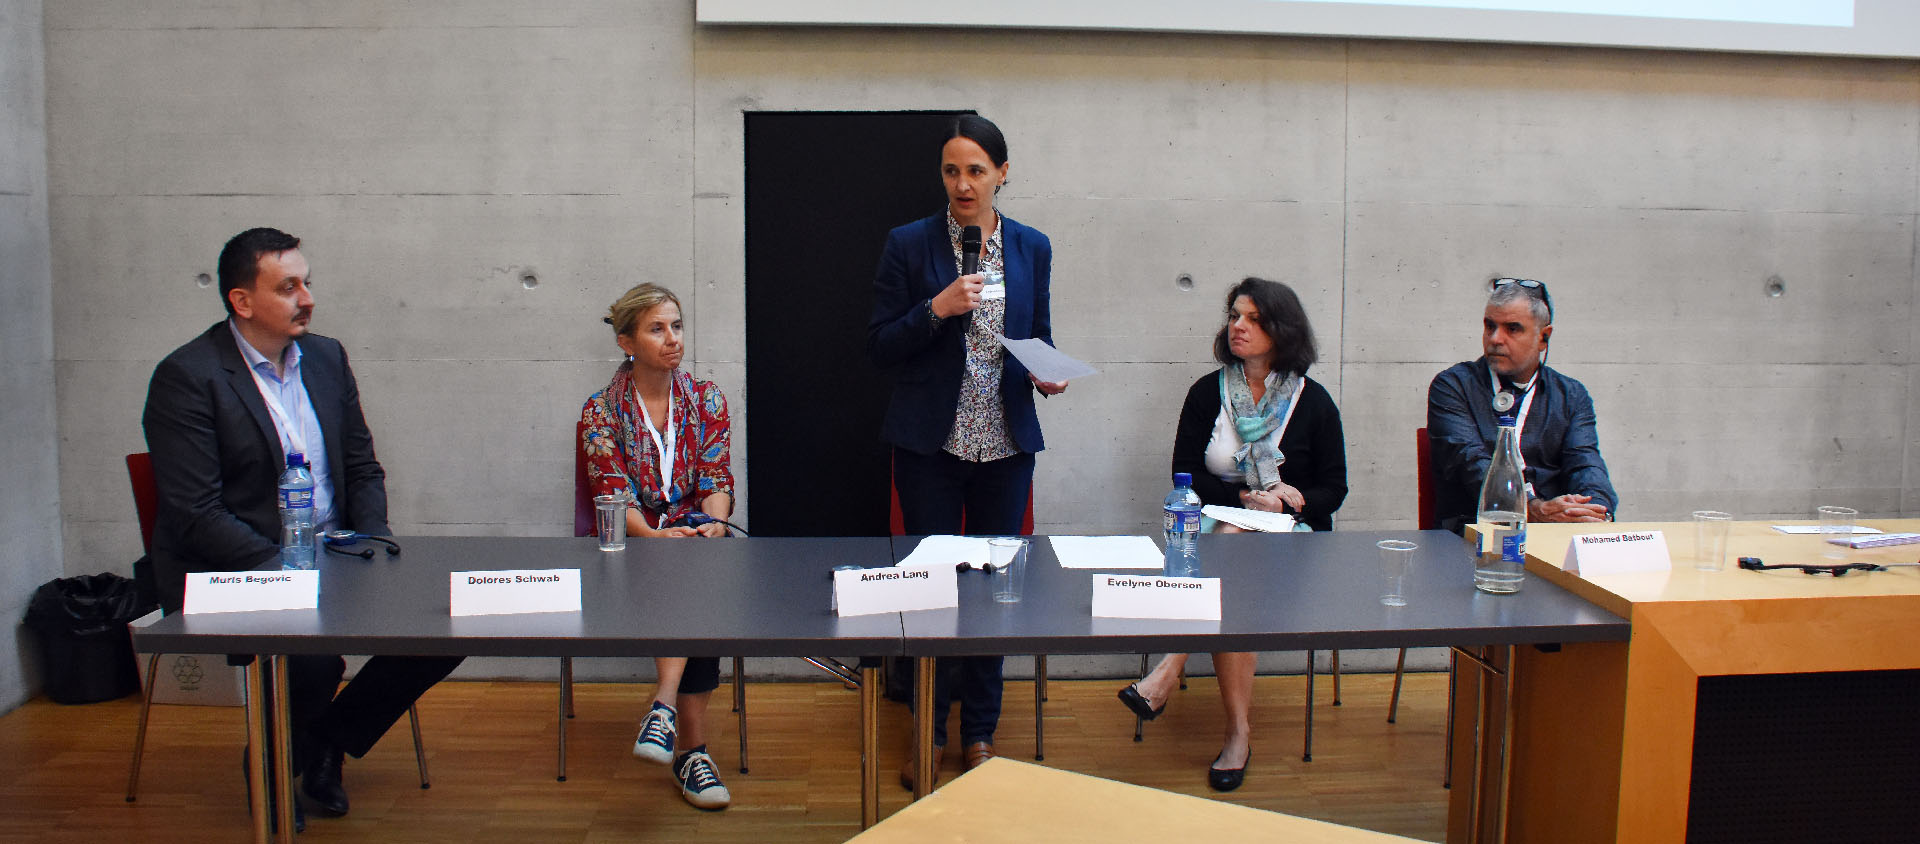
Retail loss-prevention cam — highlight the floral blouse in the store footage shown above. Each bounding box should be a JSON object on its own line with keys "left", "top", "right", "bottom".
{"left": 942, "top": 209, "right": 1018, "bottom": 463}
{"left": 580, "top": 364, "right": 733, "bottom": 530}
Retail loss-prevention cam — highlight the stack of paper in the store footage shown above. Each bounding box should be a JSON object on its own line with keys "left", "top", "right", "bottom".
{"left": 1201, "top": 505, "right": 1296, "bottom": 533}
{"left": 1048, "top": 536, "right": 1163, "bottom": 570}
{"left": 1826, "top": 532, "right": 1920, "bottom": 549}
{"left": 895, "top": 535, "right": 994, "bottom": 568}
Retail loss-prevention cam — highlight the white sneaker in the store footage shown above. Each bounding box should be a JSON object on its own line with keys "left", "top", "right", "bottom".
{"left": 632, "top": 702, "right": 677, "bottom": 765}
{"left": 674, "top": 749, "right": 731, "bottom": 810}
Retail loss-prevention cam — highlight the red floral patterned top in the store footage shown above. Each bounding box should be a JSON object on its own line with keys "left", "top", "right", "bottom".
{"left": 580, "top": 364, "right": 734, "bottom": 530}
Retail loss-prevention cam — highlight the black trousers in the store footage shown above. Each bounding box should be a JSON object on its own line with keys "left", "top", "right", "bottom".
{"left": 892, "top": 446, "right": 1034, "bottom": 746}
{"left": 274, "top": 654, "right": 465, "bottom": 772}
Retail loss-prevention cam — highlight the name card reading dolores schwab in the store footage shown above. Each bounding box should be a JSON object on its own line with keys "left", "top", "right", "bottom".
{"left": 450, "top": 569, "right": 582, "bottom": 617}
{"left": 184, "top": 570, "right": 320, "bottom": 614}
{"left": 835, "top": 563, "right": 958, "bottom": 617}
{"left": 1564, "top": 530, "right": 1670, "bottom": 576}
{"left": 1091, "top": 574, "right": 1222, "bottom": 621}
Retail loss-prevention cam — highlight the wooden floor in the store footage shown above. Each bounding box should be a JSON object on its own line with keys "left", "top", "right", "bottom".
{"left": 0, "top": 671, "right": 1450, "bottom": 843}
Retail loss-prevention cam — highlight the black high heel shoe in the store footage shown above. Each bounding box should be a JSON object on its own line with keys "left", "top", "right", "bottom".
{"left": 1208, "top": 750, "right": 1249, "bottom": 792}
{"left": 1116, "top": 683, "right": 1167, "bottom": 721}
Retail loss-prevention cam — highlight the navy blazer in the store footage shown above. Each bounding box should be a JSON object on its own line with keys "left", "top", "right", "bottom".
{"left": 866, "top": 213, "right": 1053, "bottom": 455}
{"left": 1426, "top": 357, "right": 1618, "bottom": 534}
{"left": 142, "top": 323, "right": 389, "bottom": 612}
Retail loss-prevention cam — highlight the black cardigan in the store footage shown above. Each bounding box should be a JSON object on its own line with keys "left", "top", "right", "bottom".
{"left": 1170, "top": 370, "right": 1348, "bottom": 532}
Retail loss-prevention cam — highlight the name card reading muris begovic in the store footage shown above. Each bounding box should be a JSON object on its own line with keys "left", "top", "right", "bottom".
{"left": 450, "top": 569, "right": 583, "bottom": 616}
{"left": 184, "top": 570, "right": 321, "bottom": 614}
{"left": 1090, "top": 574, "right": 1222, "bottom": 621}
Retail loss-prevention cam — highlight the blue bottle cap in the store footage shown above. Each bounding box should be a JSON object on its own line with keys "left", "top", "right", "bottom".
{"left": 1174, "top": 472, "right": 1192, "bottom": 486}
{"left": 286, "top": 452, "right": 306, "bottom": 468}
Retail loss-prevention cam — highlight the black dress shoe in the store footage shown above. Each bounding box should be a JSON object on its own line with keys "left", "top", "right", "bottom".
{"left": 1208, "top": 751, "right": 1249, "bottom": 793}
{"left": 300, "top": 746, "right": 350, "bottom": 817}
{"left": 1116, "top": 683, "right": 1167, "bottom": 721}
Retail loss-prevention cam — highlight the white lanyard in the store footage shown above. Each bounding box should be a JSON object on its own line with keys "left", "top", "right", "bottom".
{"left": 246, "top": 362, "right": 308, "bottom": 459}
{"left": 1488, "top": 367, "right": 1538, "bottom": 484}
{"left": 635, "top": 383, "right": 677, "bottom": 502}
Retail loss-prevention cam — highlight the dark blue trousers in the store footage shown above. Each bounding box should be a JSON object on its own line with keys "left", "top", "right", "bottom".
{"left": 893, "top": 446, "right": 1034, "bottom": 746}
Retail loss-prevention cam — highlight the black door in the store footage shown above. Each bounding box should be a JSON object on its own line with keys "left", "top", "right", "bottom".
{"left": 744, "top": 111, "right": 971, "bottom": 537}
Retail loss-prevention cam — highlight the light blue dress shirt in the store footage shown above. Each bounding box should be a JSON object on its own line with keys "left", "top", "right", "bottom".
{"left": 228, "top": 320, "right": 336, "bottom": 531}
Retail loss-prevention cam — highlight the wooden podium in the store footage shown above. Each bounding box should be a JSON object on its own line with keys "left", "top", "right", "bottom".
{"left": 1446, "top": 519, "right": 1920, "bottom": 844}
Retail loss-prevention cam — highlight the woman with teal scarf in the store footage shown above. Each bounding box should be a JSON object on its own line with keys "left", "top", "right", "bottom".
{"left": 1115, "top": 277, "right": 1348, "bottom": 792}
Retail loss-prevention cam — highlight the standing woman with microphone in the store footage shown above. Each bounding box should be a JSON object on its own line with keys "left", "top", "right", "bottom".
{"left": 867, "top": 115, "right": 1067, "bottom": 790}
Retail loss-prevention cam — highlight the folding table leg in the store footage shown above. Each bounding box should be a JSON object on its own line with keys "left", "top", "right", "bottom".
{"left": 913, "top": 656, "right": 936, "bottom": 800}
{"left": 269, "top": 655, "right": 295, "bottom": 844}
{"left": 244, "top": 658, "right": 269, "bottom": 844}
{"left": 860, "top": 664, "right": 880, "bottom": 829}
{"left": 1032, "top": 655, "right": 1046, "bottom": 761}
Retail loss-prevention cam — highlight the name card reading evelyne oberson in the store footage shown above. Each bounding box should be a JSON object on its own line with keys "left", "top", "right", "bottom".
{"left": 184, "top": 570, "right": 320, "bottom": 614}
{"left": 1091, "top": 574, "right": 1222, "bottom": 621}
{"left": 1564, "top": 530, "right": 1670, "bottom": 576}
{"left": 835, "top": 563, "right": 958, "bottom": 616}
{"left": 450, "top": 569, "right": 582, "bottom": 617}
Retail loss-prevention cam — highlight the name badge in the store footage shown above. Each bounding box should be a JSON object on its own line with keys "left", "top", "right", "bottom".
{"left": 184, "top": 570, "right": 319, "bottom": 614}
{"left": 1564, "top": 531, "right": 1670, "bottom": 576}
{"left": 1091, "top": 574, "right": 1222, "bottom": 621}
{"left": 980, "top": 269, "right": 1006, "bottom": 301}
{"left": 835, "top": 563, "right": 958, "bottom": 616}
{"left": 451, "top": 569, "right": 582, "bottom": 617}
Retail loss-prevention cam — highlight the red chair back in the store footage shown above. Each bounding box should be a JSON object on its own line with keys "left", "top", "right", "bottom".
{"left": 1415, "top": 427, "right": 1437, "bottom": 530}
{"left": 573, "top": 417, "right": 595, "bottom": 538}
{"left": 886, "top": 451, "right": 1035, "bottom": 536}
{"left": 127, "top": 453, "right": 158, "bottom": 554}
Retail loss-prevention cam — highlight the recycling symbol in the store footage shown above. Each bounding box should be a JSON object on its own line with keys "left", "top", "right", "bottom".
{"left": 170, "top": 655, "right": 205, "bottom": 691}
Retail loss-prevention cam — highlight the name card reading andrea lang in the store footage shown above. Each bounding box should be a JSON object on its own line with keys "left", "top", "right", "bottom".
{"left": 450, "top": 569, "right": 582, "bottom": 617}
{"left": 1564, "top": 530, "right": 1670, "bottom": 576}
{"left": 184, "top": 570, "right": 320, "bottom": 615}
{"left": 1090, "top": 574, "right": 1222, "bottom": 621}
{"left": 835, "top": 563, "right": 958, "bottom": 617}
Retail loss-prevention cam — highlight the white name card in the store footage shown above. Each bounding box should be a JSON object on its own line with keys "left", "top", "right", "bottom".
{"left": 1091, "top": 574, "right": 1222, "bottom": 621}
{"left": 184, "top": 570, "right": 319, "bottom": 614}
{"left": 835, "top": 563, "right": 958, "bottom": 616}
{"left": 450, "top": 569, "right": 582, "bottom": 617}
{"left": 1564, "top": 530, "right": 1671, "bottom": 576}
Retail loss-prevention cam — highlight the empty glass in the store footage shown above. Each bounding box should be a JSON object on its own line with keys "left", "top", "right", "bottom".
{"left": 988, "top": 538, "right": 1028, "bottom": 603}
{"left": 1817, "top": 505, "right": 1858, "bottom": 559}
{"left": 1378, "top": 539, "right": 1416, "bottom": 607}
{"left": 1691, "top": 511, "right": 1732, "bottom": 571}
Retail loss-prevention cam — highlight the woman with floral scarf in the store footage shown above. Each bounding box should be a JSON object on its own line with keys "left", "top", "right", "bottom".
{"left": 579, "top": 282, "right": 735, "bottom": 810}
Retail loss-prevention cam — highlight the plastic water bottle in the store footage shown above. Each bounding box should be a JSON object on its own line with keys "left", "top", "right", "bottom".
{"left": 1473, "top": 417, "right": 1527, "bottom": 593}
{"left": 278, "top": 452, "right": 316, "bottom": 570}
{"left": 1162, "top": 472, "right": 1203, "bottom": 577}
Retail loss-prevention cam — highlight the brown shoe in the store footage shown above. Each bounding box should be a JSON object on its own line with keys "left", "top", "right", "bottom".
{"left": 964, "top": 741, "right": 995, "bottom": 771}
{"left": 899, "top": 741, "right": 943, "bottom": 791}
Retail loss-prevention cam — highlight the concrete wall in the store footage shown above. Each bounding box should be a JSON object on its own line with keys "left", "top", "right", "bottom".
{"left": 0, "top": 0, "right": 61, "bottom": 710}
{"left": 34, "top": 4, "right": 1920, "bottom": 683}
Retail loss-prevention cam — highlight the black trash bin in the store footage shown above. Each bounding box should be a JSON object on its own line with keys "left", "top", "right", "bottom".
{"left": 24, "top": 572, "right": 151, "bottom": 704}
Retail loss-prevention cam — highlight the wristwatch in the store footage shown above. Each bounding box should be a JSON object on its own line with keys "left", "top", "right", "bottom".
{"left": 925, "top": 299, "right": 943, "bottom": 329}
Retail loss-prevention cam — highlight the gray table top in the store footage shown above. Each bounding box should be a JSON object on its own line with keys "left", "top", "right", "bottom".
{"left": 894, "top": 530, "right": 1629, "bottom": 656}
{"left": 132, "top": 531, "right": 1627, "bottom": 661}
{"left": 133, "top": 535, "right": 905, "bottom": 658}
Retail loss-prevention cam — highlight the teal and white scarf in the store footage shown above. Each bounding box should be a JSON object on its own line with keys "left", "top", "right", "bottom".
{"left": 1220, "top": 364, "right": 1303, "bottom": 492}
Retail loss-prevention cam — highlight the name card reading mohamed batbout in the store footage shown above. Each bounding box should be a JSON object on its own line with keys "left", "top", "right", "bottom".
{"left": 450, "top": 569, "right": 582, "bottom": 617}
{"left": 1563, "top": 530, "right": 1670, "bottom": 576}
{"left": 834, "top": 563, "right": 958, "bottom": 616}
{"left": 184, "top": 570, "right": 319, "bottom": 614}
{"left": 1091, "top": 574, "right": 1222, "bottom": 621}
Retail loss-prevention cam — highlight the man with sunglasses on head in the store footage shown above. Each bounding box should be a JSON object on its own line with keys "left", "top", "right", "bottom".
{"left": 1426, "top": 278, "right": 1618, "bottom": 534}
{"left": 143, "top": 227, "right": 461, "bottom": 829}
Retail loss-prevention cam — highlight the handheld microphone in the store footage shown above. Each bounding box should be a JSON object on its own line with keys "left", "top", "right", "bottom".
{"left": 959, "top": 225, "right": 982, "bottom": 328}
